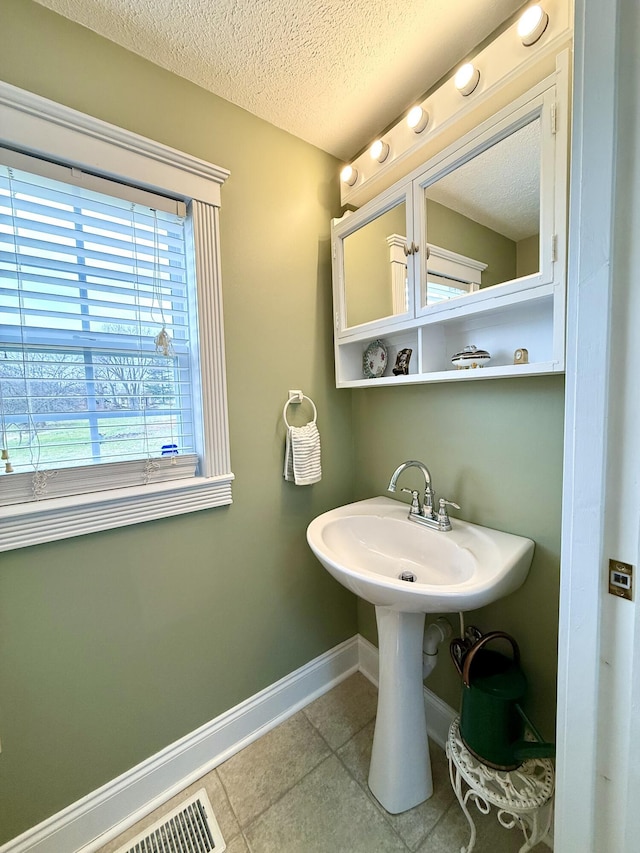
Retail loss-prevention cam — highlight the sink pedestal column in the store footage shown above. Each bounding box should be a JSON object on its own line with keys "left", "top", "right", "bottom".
{"left": 368, "top": 605, "right": 433, "bottom": 814}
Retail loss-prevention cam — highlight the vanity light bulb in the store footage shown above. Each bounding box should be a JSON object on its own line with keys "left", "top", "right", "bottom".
{"left": 407, "top": 106, "right": 429, "bottom": 134}
{"left": 340, "top": 164, "right": 358, "bottom": 186}
{"left": 454, "top": 63, "right": 480, "bottom": 96}
{"left": 517, "top": 5, "right": 549, "bottom": 46}
{"left": 370, "top": 139, "right": 390, "bottom": 163}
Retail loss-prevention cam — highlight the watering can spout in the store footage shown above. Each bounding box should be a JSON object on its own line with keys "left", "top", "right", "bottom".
{"left": 513, "top": 702, "right": 556, "bottom": 762}
{"left": 513, "top": 740, "right": 556, "bottom": 762}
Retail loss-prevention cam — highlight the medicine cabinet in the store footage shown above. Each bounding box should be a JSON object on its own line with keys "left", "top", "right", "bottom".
{"left": 331, "top": 67, "right": 569, "bottom": 388}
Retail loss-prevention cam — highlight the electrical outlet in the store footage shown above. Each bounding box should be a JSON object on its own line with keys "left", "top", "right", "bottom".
{"left": 609, "top": 559, "right": 633, "bottom": 600}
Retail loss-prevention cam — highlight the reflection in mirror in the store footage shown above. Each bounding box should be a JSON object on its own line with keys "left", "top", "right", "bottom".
{"left": 425, "top": 245, "right": 487, "bottom": 305}
{"left": 343, "top": 201, "right": 408, "bottom": 328}
{"left": 424, "top": 117, "right": 541, "bottom": 306}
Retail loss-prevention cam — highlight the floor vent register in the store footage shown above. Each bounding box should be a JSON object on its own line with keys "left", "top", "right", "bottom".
{"left": 114, "top": 789, "right": 225, "bottom": 853}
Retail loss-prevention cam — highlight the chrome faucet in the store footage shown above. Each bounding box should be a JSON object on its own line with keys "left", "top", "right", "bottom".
{"left": 387, "top": 459, "right": 459, "bottom": 531}
{"left": 388, "top": 460, "right": 435, "bottom": 519}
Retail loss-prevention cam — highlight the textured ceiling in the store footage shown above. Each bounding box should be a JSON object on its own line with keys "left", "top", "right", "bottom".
{"left": 428, "top": 119, "right": 541, "bottom": 242}
{"left": 33, "top": 0, "right": 526, "bottom": 160}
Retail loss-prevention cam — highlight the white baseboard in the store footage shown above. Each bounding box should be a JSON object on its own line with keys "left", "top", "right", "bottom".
{"left": 1, "top": 634, "right": 459, "bottom": 853}
{"left": 1, "top": 636, "right": 360, "bottom": 853}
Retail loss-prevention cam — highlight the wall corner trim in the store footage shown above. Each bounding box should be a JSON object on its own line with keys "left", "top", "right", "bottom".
{"left": 0, "top": 636, "right": 456, "bottom": 853}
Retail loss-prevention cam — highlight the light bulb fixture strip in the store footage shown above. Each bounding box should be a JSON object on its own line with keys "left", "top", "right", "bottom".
{"left": 339, "top": 3, "right": 558, "bottom": 195}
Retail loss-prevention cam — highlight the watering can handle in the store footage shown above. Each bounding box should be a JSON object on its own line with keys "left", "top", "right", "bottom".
{"left": 461, "top": 631, "right": 521, "bottom": 688}
{"left": 450, "top": 640, "right": 464, "bottom": 675}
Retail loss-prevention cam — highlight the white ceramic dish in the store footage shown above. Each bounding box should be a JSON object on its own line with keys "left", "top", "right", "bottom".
{"left": 451, "top": 344, "right": 491, "bottom": 369}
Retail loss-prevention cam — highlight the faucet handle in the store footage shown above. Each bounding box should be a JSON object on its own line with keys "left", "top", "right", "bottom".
{"left": 439, "top": 498, "right": 460, "bottom": 511}
{"left": 402, "top": 488, "right": 421, "bottom": 515}
{"left": 437, "top": 498, "right": 460, "bottom": 530}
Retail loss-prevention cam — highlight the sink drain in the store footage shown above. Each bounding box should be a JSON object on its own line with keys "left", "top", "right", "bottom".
{"left": 399, "top": 570, "right": 417, "bottom": 582}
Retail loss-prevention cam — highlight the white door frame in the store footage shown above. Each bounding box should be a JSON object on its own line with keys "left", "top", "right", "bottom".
{"left": 555, "top": 0, "right": 624, "bottom": 848}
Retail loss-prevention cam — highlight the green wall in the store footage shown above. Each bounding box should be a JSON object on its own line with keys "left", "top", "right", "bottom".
{"left": 344, "top": 202, "right": 407, "bottom": 327}
{"left": 0, "top": 0, "right": 564, "bottom": 845}
{"left": 517, "top": 233, "right": 540, "bottom": 278}
{"left": 351, "top": 377, "right": 564, "bottom": 739}
{"left": 426, "top": 199, "right": 517, "bottom": 288}
{"left": 0, "top": 1, "right": 356, "bottom": 843}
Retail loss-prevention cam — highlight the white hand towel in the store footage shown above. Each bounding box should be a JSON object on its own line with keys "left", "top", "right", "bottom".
{"left": 284, "top": 422, "right": 322, "bottom": 485}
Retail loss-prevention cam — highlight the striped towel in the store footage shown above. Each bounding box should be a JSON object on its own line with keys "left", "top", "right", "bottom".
{"left": 284, "top": 422, "right": 322, "bottom": 485}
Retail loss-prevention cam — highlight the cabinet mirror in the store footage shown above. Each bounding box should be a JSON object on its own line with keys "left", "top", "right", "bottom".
{"left": 342, "top": 199, "right": 408, "bottom": 329}
{"left": 422, "top": 116, "right": 541, "bottom": 307}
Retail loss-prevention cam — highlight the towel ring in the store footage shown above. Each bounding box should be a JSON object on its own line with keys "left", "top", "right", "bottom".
{"left": 283, "top": 394, "right": 317, "bottom": 428}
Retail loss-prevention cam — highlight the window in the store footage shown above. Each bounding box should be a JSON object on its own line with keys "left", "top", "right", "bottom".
{"left": 0, "top": 83, "right": 233, "bottom": 550}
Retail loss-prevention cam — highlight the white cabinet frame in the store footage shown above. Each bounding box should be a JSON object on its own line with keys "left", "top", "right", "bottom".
{"left": 330, "top": 53, "right": 570, "bottom": 389}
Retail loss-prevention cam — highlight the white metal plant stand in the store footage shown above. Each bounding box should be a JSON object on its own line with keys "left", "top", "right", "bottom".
{"left": 446, "top": 718, "right": 554, "bottom": 853}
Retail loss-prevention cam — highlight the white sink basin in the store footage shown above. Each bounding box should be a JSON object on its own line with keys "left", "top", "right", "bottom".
{"left": 307, "top": 496, "right": 534, "bottom": 612}
{"left": 307, "top": 495, "right": 535, "bottom": 814}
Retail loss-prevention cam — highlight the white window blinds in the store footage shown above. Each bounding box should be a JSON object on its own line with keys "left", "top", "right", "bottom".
{"left": 0, "top": 154, "right": 200, "bottom": 505}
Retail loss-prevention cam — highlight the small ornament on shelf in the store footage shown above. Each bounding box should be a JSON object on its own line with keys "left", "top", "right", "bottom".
{"left": 392, "top": 348, "right": 412, "bottom": 375}
{"left": 451, "top": 344, "right": 491, "bottom": 369}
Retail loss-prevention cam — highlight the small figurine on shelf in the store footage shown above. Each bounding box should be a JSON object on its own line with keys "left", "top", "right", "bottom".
{"left": 451, "top": 344, "right": 491, "bottom": 369}
{"left": 392, "top": 348, "right": 412, "bottom": 376}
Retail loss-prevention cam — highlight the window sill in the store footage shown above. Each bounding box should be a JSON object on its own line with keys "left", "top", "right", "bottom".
{"left": 1, "top": 474, "right": 234, "bottom": 551}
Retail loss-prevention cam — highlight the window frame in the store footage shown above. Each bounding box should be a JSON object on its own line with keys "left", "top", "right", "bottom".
{"left": 0, "top": 82, "right": 234, "bottom": 551}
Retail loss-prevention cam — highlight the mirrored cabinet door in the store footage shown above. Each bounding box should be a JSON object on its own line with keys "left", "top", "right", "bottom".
{"left": 414, "top": 89, "right": 557, "bottom": 315}
{"left": 333, "top": 183, "right": 415, "bottom": 337}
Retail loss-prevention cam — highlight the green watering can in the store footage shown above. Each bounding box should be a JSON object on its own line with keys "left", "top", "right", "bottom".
{"left": 450, "top": 629, "right": 555, "bottom": 771}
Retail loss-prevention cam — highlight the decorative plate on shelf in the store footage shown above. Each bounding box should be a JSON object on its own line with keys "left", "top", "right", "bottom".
{"left": 363, "top": 339, "right": 388, "bottom": 379}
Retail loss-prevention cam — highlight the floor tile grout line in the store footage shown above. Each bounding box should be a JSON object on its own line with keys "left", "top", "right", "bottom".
{"left": 230, "top": 751, "right": 338, "bottom": 837}
{"left": 332, "top": 743, "right": 414, "bottom": 852}
{"left": 299, "top": 707, "right": 342, "bottom": 754}
{"left": 214, "top": 684, "right": 380, "bottom": 839}
{"left": 241, "top": 826, "right": 255, "bottom": 853}
{"left": 300, "top": 705, "right": 378, "bottom": 755}
{"left": 242, "top": 748, "right": 414, "bottom": 853}
{"left": 214, "top": 710, "right": 335, "bottom": 833}
{"left": 333, "top": 731, "right": 463, "bottom": 852}
{"left": 430, "top": 797, "right": 468, "bottom": 844}
{"left": 212, "top": 767, "right": 250, "bottom": 845}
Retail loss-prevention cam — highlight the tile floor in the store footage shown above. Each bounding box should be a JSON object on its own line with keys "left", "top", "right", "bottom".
{"left": 98, "top": 673, "right": 549, "bottom": 853}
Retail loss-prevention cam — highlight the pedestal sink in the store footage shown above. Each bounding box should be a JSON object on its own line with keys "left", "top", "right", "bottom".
{"left": 306, "top": 496, "right": 534, "bottom": 814}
